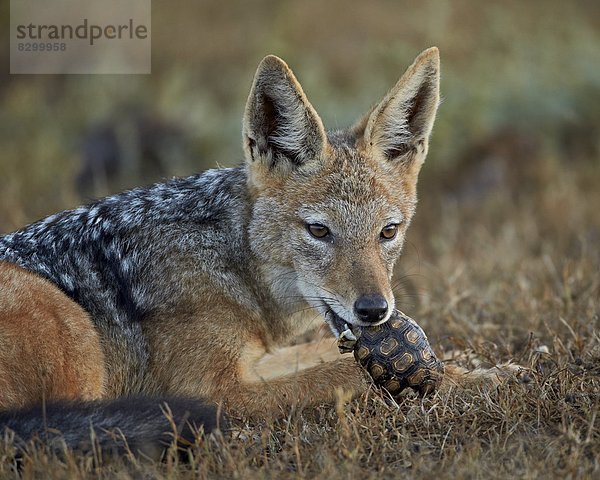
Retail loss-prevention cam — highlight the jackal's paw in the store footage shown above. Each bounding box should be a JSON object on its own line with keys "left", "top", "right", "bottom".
{"left": 337, "top": 326, "right": 358, "bottom": 354}
{"left": 441, "top": 363, "right": 532, "bottom": 391}
{"left": 494, "top": 363, "right": 533, "bottom": 385}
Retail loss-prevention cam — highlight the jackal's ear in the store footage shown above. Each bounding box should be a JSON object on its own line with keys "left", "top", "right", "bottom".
{"left": 355, "top": 47, "right": 440, "bottom": 165}
{"left": 243, "top": 55, "right": 326, "bottom": 173}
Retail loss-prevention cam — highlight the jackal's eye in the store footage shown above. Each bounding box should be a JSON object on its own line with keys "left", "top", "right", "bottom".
{"left": 306, "top": 223, "right": 330, "bottom": 239}
{"left": 380, "top": 224, "right": 398, "bottom": 240}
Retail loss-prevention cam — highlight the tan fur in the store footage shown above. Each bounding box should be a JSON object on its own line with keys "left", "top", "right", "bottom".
{"left": 140, "top": 298, "right": 368, "bottom": 416}
{"left": 0, "top": 262, "right": 105, "bottom": 410}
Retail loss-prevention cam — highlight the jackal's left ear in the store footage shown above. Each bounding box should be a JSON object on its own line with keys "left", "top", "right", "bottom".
{"left": 355, "top": 47, "right": 440, "bottom": 165}
{"left": 243, "top": 55, "right": 326, "bottom": 174}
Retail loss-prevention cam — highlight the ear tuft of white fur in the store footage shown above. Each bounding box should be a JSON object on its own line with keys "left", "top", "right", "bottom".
{"left": 363, "top": 47, "right": 441, "bottom": 162}
{"left": 243, "top": 55, "right": 326, "bottom": 171}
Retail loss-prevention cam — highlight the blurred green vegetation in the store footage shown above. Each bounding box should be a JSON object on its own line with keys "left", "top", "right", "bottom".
{"left": 0, "top": 0, "right": 599, "bottom": 231}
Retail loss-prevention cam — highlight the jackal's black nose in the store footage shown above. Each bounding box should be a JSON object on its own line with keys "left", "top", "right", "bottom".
{"left": 354, "top": 294, "right": 388, "bottom": 323}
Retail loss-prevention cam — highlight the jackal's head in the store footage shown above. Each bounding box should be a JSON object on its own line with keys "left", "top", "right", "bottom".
{"left": 243, "top": 49, "right": 440, "bottom": 335}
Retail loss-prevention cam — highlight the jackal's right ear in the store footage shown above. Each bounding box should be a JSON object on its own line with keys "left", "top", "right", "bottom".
{"left": 354, "top": 47, "right": 440, "bottom": 167}
{"left": 243, "top": 55, "right": 326, "bottom": 175}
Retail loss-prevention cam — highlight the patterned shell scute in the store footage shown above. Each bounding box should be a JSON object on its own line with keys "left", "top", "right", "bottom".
{"left": 353, "top": 310, "right": 444, "bottom": 397}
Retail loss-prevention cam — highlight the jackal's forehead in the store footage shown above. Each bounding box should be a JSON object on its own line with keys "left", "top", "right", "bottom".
{"left": 313, "top": 144, "right": 405, "bottom": 202}
{"left": 292, "top": 144, "right": 412, "bottom": 229}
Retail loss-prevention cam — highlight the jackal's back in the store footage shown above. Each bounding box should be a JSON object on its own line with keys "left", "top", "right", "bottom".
{"left": 0, "top": 167, "right": 255, "bottom": 394}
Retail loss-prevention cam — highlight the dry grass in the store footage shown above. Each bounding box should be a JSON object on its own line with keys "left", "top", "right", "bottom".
{"left": 1, "top": 144, "right": 598, "bottom": 479}
{"left": 1, "top": 1, "right": 599, "bottom": 478}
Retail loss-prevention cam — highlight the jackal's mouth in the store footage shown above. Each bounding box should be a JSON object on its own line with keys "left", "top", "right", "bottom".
{"left": 323, "top": 306, "right": 355, "bottom": 338}
{"left": 321, "top": 299, "right": 392, "bottom": 337}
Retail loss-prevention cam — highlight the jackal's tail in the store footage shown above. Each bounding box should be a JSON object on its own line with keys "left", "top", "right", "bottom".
{"left": 0, "top": 396, "right": 225, "bottom": 459}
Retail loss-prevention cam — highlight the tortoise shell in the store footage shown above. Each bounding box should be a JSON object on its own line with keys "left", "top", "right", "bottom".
{"left": 352, "top": 310, "right": 444, "bottom": 397}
